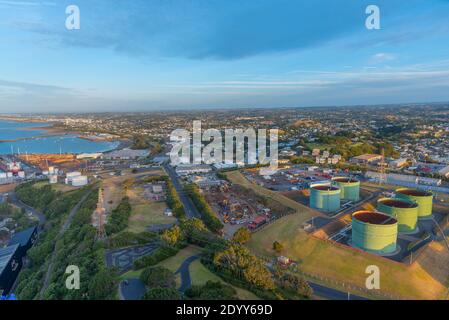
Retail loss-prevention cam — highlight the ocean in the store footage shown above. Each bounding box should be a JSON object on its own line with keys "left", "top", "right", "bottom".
{"left": 0, "top": 120, "right": 119, "bottom": 154}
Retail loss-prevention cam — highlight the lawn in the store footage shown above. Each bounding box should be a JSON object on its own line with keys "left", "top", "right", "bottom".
{"left": 33, "top": 181, "right": 78, "bottom": 193}
{"left": 126, "top": 186, "right": 176, "bottom": 233}
{"left": 247, "top": 212, "right": 449, "bottom": 300}
{"left": 225, "top": 170, "right": 317, "bottom": 224}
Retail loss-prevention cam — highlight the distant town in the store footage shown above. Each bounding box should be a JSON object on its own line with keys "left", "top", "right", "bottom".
{"left": 0, "top": 103, "right": 448, "bottom": 301}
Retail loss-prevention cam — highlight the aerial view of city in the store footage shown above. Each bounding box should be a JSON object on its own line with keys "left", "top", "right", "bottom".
{"left": 1, "top": 0, "right": 449, "bottom": 311}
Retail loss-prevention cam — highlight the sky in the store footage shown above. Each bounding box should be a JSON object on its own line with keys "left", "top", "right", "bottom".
{"left": 0, "top": 0, "right": 449, "bottom": 112}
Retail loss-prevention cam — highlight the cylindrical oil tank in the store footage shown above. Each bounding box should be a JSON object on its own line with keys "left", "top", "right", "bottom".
{"left": 395, "top": 188, "right": 433, "bottom": 219}
{"left": 352, "top": 211, "right": 398, "bottom": 254}
{"left": 332, "top": 177, "right": 360, "bottom": 201}
{"left": 377, "top": 198, "right": 418, "bottom": 233}
{"left": 310, "top": 185, "right": 341, "bottom": 212}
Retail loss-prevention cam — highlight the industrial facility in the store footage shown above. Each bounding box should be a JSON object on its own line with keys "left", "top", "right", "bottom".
{"left": 351, "top": 211, "right": 398, "bottom": 255}
{"left": 309, "top": 184, "right": 341, "bottom": 212}
{"left": 331, "top": 177, "right": 360, "bottom": 202}
{"left": 395, "top": 188, "right": 433, "bottom": 219}
{"left": 377, "top": 198, "right": 418, "bottom": 233}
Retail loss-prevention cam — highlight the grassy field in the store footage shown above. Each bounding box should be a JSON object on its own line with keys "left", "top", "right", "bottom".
{"left": 126, "top": 186, "right": 176, "bottom": 233}
{"left": 247, "top": 212, "right": 449, "bottom": 300}
{"left": 225, "top": 170, "right": 317, "bottom": 224}
{"left": 33, "top": 181, "right": 78, "bottom": 193}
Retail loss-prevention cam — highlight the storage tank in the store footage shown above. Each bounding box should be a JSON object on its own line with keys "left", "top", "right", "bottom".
{"left": 310, "top": 185, "right": 341, "bottom": 212}
{"left": 395, "top": 188, "right": 433, "bottom": 219}
{"left": 332, "top": 177, "right": 360, "bottom": 201}
{"left": 352, "top": 211, "right": 398, "bottom": 254}
{"left": 377, "top": 198, "right": 418, "bottom": 233}
{"left": 49, "top": 175, "right": 58, "bottom": 184}
{"left": 71, "top": 175, "right": 88, "bottom": 187}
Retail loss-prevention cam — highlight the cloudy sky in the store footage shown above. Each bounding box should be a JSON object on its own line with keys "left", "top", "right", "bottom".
{"left": 1, "top": 0, "right": 449, "bottom": 112}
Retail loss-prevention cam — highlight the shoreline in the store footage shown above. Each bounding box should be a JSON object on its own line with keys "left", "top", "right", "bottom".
{"left": 0, "top": 118, "right": 128, "bottom": 154}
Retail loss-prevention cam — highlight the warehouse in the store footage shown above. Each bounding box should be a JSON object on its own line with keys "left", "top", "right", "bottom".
{"left": 8, "top": 226, "right": 38, "bottom": 258}
{"left": 0, "top": 244, "right": 22, "bottom": 296}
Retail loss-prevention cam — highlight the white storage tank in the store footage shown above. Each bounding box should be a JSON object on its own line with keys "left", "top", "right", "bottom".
{"left": 6, "top": 172, "right": 13, "bottom": 178}
{"left": 18, "top": 171, "right": 25, "bottom": 178}
{"left": 0, "top": 172, "right": 7, "bottom": 179}
{"left": 71, "top": 175, "right": 88, "bottom": 187}
{"left": 66, "top": 171, "right": 82, "bottom": 178}
{"left": 49, "top": 175, "right": 58, "bottom": 184}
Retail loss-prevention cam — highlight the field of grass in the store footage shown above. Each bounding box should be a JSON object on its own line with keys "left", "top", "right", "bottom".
{"left": 247, "top": 212, "right": 449, "bottom": 300}
{"left": 225, "top": 170, "right": 317, "bottom": 224}
{"left": 126, "top": 186, "right": 176, "bottom": 233}
{"left": 33, "top": 181, "right": 78, "bottom": 193}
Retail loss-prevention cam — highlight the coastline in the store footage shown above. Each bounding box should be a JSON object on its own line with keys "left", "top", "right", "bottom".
{"left": 0, "top": 118, "right": 127, "bottom": 154}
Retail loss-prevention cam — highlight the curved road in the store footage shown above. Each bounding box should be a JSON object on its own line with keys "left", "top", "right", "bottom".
{"left": 9, "top": 192, "right": 46, "bottom": 228}
{"left": 175, "top": 255, "right": 199, "bottom": 292}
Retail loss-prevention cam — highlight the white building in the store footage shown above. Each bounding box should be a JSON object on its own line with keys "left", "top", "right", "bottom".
{"left": 175, "top": 164, "right": 211, "bottom": 176}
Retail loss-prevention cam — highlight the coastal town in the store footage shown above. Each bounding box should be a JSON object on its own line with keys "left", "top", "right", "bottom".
{"left": 0, "top": 103, "right": 448, "bottom": 301}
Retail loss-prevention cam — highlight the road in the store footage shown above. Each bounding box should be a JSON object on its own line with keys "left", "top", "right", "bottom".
{"left": 309, "top": 282, "right": 368, "bottom": 300}
{"left": 163, "top": 163, "right": 200, "bottom": 219}
{"left": 175, "top": 255, "right": 199, "bottom": 292}
{"left": 9, "top": 192, "right": 46, "bottom": 228}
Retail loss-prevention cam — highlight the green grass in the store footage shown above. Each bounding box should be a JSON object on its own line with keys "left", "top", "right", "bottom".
{"left": 33, "top": 181, "right": 78, "bottom": 193}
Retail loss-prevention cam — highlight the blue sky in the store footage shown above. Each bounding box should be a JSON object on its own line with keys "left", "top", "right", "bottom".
{"left": 0, "top": 0, "right": 449, "bottom": 112}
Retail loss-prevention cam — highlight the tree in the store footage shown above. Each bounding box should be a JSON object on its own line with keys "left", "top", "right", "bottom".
{"left": 143, "top": 287, "right": 181, "bottom": 300}
{"left": 87, "top": 270, "right": 117, "bottom": 300}
{"left": 232, "top": 227, "right": 251, "bottom": 244}
{"left": 213, "top": 244, "right": 275, "bottom": 291}
{"left": 140, "top": 266, "right": 176, "bottom": 289}
{"left": 185, "top": 281, "right": 237, "bottom": 300}
{"left": 273, "top": 241, "right": 284, "bottom": 253}
{"left": 161, "top": 225, "right": 183, "bottom": 247}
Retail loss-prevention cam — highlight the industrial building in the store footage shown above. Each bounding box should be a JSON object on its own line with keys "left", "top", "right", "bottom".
{"left": 309, "top": 184, "right": 341, "bottom": 212}
{"left": 103, "top": 148, "right": 149, "bottom": 160}
{"left": 175, "top": 164, "right": 212, "bottom": 176}
{"left": 350, "top": 154, "right": 383, "bottom": 165}
{"left": 331, "top": 177, "right": 360, "bottom": 202}
{"left": 377, "top": 198, "right": 418, "bottom": 233}
{"left": 352, "top": 211, "right": 398, "bottom": 255}
{"left": 395, "top": 188, "right": 433, "bottom": 219}
{"left": 8, "top": 226, "right": 38, "bottom": 258}
{"left": 0, "top": 244, "right": 22, "bottom": 296}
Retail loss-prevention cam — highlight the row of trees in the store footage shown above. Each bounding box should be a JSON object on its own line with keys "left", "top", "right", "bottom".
{"left": 184, "top": 184, "right": 223, "bottom": 233}
{"left": 15, "top": 182, "right": 59, "bottom": 211}
{"left": 105, "top": 197, "right": 132, "bottom": 235}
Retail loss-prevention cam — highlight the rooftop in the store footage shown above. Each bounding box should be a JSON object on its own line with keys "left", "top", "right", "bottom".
{"left": 8, "top": 226, "right": 37, "bottom": 247}
{"left": 0, "top": 244, "right": 19, "bottom": 274}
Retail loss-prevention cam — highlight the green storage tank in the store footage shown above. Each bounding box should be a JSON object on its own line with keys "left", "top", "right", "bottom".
{"left": 395, "top": 188, "right": 433, "bottom": 219}
{"left": 332, "top": 177, "right": 360, "bottom": 201}
{"left": 377, "top": 198, "right": 418, "bottom": 233}
{"left": 309, "top": 185, "right": 341, "bottom": 212}
{"left": 352, "top": 211, "right": 398, "bottom": 254}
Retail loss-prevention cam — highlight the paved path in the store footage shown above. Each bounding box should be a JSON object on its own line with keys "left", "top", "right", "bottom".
{"left": 119, "top": 278, "right": 146, "bottom": 300}
{"left": 105, "top": 242, "right": 159, "bottom": 273}
{"left": 164, "top": 164, "right": 200, "bottom": 219}
{"left": 39, "top": 189, "right": 93, "bottom": 298}
{"left": 175, "top": 255, "right": 199, "bottom": 293}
